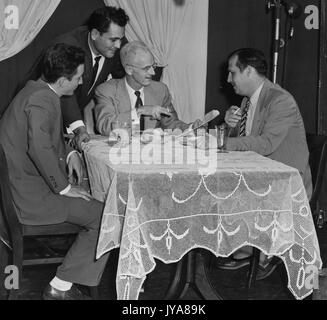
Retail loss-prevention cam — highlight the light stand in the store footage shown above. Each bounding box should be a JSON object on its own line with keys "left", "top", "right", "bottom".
{"left": 268, "top": 0, "right": 283, "bottom": 83}
{"left": 267, "top": 0, "right": 302, "bottom": 84}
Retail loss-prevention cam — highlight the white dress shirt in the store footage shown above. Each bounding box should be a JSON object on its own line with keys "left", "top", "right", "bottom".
{"left": 125, "top": 79, "right": 145, "bottom": 128}
{"left": 245, "top": 82, "right": 264, "bottom": 136}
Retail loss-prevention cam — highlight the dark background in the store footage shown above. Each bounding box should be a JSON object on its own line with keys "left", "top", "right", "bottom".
{"left": 206, "top": 0, "right": 320, "bottom": 133}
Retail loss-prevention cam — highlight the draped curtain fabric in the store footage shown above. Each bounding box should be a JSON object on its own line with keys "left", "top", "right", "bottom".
{"left": 104, "top": 0, "right": 208, "bottom": 123}
{"left": 0, "top": 0, "right": 61, "bottom": 62}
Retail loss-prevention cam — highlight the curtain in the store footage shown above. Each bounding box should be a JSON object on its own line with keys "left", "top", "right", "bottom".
{"left": 0, "top": 0, "right": 61, "bottom": 62}
{"left": 104, "top": 0, "right": 208, "bottom": 123}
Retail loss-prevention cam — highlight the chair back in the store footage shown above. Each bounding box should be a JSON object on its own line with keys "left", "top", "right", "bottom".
{"left": 0, "top": 145, "right": 23, "bottom": 248}
{"left": 306, "top": 133, "right": 327, "bottom": 208}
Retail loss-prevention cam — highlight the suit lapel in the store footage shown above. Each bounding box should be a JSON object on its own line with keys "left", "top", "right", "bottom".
{"left": 116, "top": 78, "right": 132, "bottom": 115}
{"left": 144, "top": 83, "right": 160, "bottom": 129}
{"left": 250, "top": 80, "right": 270, "bottom": 135}
{"left": 80, "top": 32, "right": 93, "bottom": 91}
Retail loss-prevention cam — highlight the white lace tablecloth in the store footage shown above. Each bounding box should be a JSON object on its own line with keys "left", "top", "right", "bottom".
{"left": 83, "top": 137, "right": 322, "bottom": 300}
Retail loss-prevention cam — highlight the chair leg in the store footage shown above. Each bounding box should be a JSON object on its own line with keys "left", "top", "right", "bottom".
{"left": 89, "top": 286, "right": 100, "bottom": 300}
{"left": 246, "top": 248, "right": 260, "bottom": 289}
{"left": 8, "top": 240, "right": 23, "bottom": 300}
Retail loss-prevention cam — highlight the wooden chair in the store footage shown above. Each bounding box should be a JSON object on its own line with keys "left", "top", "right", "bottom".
{"left": 306, "top": 133, "right": 327, "bottom": 226}
{"left": 0, "top": 145, "right": 99, "bottom": 300}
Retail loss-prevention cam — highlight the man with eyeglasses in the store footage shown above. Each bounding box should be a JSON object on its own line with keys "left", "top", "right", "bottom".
{"left": 50, "top": 6, "right": 129, "bottom": 150}
{"left": 94, "top": 41, "right": 201, "bottom": 136}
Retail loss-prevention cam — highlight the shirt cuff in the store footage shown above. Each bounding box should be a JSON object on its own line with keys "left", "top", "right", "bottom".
{"left": 69, "top": 121, "right": 85, "bottom": 133}
{"left": 60, "top": 184, "right": 71, "bottom": 195}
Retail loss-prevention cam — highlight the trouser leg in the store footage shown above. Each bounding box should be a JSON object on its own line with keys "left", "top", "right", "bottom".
{"left": 56, "top": 198, "right": 109, "bottom": 286}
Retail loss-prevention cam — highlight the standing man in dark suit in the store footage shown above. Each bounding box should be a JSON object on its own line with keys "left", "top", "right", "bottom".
{"left": 0, "top": 43, "right": 108, "bottom": 300}
{"left": 54, "top": 6, "right": 129, "bottom": 150}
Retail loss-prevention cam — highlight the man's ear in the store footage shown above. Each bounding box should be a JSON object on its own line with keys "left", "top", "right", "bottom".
{"left": 125, "top": 65, "right": 133, "bottom": 76}
{"left": 90, "top": 28, "right": 100, "bottom": 41}
{"left": 57, "top": 77, "right": 66, "bottom": 88}
{"left": 246, "top": 65, "right": 256, "bottom": 77}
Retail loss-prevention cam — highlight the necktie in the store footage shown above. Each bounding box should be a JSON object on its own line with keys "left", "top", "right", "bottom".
{"left": 239, "top": 99, "right": 250, "bottom": 137}
{"left": 90, "top": 56, "right": 102, "bottom": 90}
{"left": 134, "top": 91, "right": 145, "bottom": 132}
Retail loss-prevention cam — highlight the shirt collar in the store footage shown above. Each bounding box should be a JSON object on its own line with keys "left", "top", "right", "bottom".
{"left": 47, "top": 83, "right": 60, "bottom": 97}
{"left": 125, "top": 78, "right": 144, "bottom": 96}
{"left": 249, "top": 82, "right": 264, "bottom": 107}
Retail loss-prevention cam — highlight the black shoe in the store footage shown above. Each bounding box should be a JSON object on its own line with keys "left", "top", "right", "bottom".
{"left": 216, "top": 256, "right": 251, "bottom": 270}
{"left": 43, "top": 284, "right": 91, "bottom": 300}
{"left": 256, "top": 257, "right": 283, "bottom": 281}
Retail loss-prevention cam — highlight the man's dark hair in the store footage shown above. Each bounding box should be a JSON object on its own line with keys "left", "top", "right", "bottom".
{"left": 42, "top": 43, "right": 85, "bottom": 83}
{"left": 229, "top": 48, "right": 268, "bottom": 77}
{"left": 87, "top": 6, "right": 129, "bottom": 34}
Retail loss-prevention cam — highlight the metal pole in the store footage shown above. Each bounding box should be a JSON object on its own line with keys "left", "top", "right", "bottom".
{"left": 271, "top": 0, "right": 283, "bottom": 83}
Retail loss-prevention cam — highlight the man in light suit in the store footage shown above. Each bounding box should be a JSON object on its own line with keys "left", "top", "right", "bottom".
{"left": 217, "top": 48, "right": 312, "bottom": 278}
{"left": 0, "top": 43, "right": 108, "bottom": 300}
{"left": 225, "top": 48, "right": 311, "bottom": 198}
{"left": 94, "top": 41, "right": 200, "bottom": 136}
{"left": 52, "top": 6, "right": 129, "bottom": 150}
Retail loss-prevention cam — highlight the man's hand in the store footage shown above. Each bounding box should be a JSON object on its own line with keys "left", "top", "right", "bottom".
{"left": 191, "top": 119, "right": 203, "bottom": 130}
{"left": 225, "top": 106, "right": 242, "bottom": 128}
{"left": 73, "top": 126, "right": 90, "bottom": 151}
{"left": 137, "top": 105, "right": 171, "bottom": 120}
{"left": 63, "top": 185, "right": 92, "bottom": 202}
{"left": 67, "top": 152, "right": 84, "bottom": 185}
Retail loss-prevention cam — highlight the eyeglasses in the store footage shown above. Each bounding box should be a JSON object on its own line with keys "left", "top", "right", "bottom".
{"left": 127, "top": 63, "right": 158, "bottom": 72}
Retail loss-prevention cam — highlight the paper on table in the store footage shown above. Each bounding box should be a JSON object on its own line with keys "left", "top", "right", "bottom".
{"left": 175, "top": 109, "right": 220, "bottom": 139}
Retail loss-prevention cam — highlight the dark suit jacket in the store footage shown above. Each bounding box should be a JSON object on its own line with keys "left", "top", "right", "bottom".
{"left": 53, "top": 26, "right": 126, "bottom": 128}
{"left": 0, "top": 80, "right": 74, "bottom": 225}
{"left": 227, "top": 79, "right": 312, "bottom": 199}
{"left": 94, "top": 78, "right": 190, "bottom": 135}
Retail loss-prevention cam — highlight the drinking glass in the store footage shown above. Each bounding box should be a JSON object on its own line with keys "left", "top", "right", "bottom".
{"left": 216, "top": 124, "right": 228, "bottom": 153}
{"left": 111, "top": 120, "right": 131, "bottom": 144}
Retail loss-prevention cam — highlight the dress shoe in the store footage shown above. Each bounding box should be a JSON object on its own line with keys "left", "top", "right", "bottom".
{"left": 43, "top": 284, "right": 91, "bottom": 300}
{"left": 256, "top": 257, "right": 283, "bottom": 281}
{"left": 216, "top": 256, "right": 251, "bottom": 270}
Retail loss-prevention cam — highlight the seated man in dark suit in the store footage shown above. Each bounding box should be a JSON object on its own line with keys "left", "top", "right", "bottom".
{"left": 94, "top": 41, "right": 201, "bottom": 136}
{"left": 52, "top": 6, "right": 129, "bottom": 150}
{"left": 0, "top": 43, "right": 108, "bottom": 300}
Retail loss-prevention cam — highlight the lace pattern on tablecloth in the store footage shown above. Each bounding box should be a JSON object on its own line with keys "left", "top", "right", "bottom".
{"left": 83, "top": 139, "right": 322, "bottom": 300}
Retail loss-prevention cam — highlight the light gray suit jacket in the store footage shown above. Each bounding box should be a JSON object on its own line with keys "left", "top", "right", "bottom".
{"left": 227, "top": 79, "right": 312, "bottom": 199}
{"left": 94, "top": 78, "right": 189, "bottom": 135}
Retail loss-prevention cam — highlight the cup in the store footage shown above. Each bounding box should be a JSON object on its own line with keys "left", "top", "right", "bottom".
{"left": 120, "top": 121, "right": 131, "bottom": 140}
{"left": 111, "top": 120, "right": 131, "bottom": 145}
{"left": 110, "top": 120, "right": 121, "bottom": 140}
{"left": 216, "top": 124, "right": 228, "bottom": 152}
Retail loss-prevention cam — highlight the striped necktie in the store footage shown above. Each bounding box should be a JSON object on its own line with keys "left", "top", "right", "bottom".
{"left": 239, "top": 99, "right": 250, "bottom": 137}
